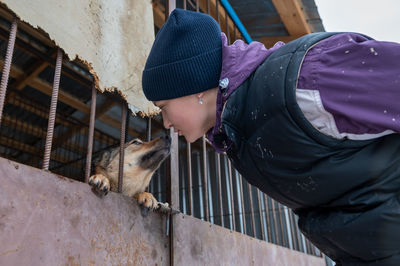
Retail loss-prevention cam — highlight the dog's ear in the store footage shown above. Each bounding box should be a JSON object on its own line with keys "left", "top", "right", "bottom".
{"left": 100, "top": 151, "right": 111, "bottom": 164}
{"left": 92, "top": 150, "right": 111, "bottom": 169}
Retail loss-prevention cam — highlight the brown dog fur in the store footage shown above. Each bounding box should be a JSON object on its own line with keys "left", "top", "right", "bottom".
{"left": 89, "top": 136, "right": 170, "bottom": 210}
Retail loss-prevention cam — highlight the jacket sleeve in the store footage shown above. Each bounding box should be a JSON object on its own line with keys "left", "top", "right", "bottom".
{"left": 296, "top": 32, "right": 400, "bottom": 140}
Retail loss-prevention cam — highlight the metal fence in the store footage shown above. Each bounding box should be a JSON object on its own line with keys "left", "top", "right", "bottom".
{"left": 0, "top": 1, "right": 324, "bottom": 262}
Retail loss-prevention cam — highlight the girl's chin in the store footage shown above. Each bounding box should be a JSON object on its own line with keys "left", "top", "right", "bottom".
{"left": 184, "top": 134, "right": 203, "bottom": 143}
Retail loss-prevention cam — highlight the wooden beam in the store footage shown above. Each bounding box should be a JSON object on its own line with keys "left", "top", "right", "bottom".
{"left": 15, "top": 60, "right": 50, "bottom": 90}
{"left": 0, "top": 59, "right": 138, "bottom": 137}
{"left": 271, "top": 0, "right": 311, "bottom": 36}
{"left": 0, "top": 135, "right": 73, "bottom": 165}
{"left": 31, "top": 77, "right": 90, "bottom": 113}
{"left": 7, "top": 91, "right": 117, "bottom": 147}
{"left": 7, "top": 92, "right": 70, "bottom": 127}
{"left": 13, "top": 51, "right": 55, "bottom": 91}
{"left": 1, "top": 114, "right": 87, "bottom": 154}
{"left": 51, "top": 99, "right": 119, "bottom": 151}
{"left": 258, "top": 35, "right": 302, "bottom": 48}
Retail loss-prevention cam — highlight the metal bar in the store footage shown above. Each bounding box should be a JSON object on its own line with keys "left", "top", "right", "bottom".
{"left": 269, "top": 197, "right": 280, "bottom": 244}
{"left": 276, "top": 202, "right": 288, "bottom": 247}
{"left": 84, "top": 85, "right": 97, "bottom": 183}
{"left": 238, "top": 174, "right": 246, "bottom": 235}
{"left": 256, "top": 188, "right": 265, "bottom": 240}
{"left": 207, "top": 154, "right": 214, "bottom": 224}
{"left": 42, "top": 48, "right": 63, "bottom": 170}
{"left": 216, "top": 0, "right": 220, "bottom": 26}
{"left": 220, "top": 0, "right": 253, "bottom": 43}
{"left": 146, "top": 117, "right": 152, "bottom": 193}
{"left": 168, "top": 127, "right": 179, "bottom": 266}
{"left": 234, "top": 171, "right": 243, "bottom": 232}
{"left": 290, "top": 213, "right": 299, "bottom": 251}
{"left": 186, "top": 142, "right": 193, "bottom": 215}
{"left": 202, "top": 135, "right": 209, "bottom": 221}
{"left": 196, "top": 0, "right": 199, "bottom": 12}
{"left": 183, "top": 0, "right": 187, "bottom": 10}
{"left": 117, "top": 102, "right": 127, "bottom": 193}
{"left": 168, "top": 128, "right": 179, "bottom": 208}
{"left": 179, "top": 155, "right": 186, "bottom": 214}
{"left": 157, "top": 169, "right": 163, "bottom": 203}
{"left": 299, "top": 217, "right": 308, "bottom": 253}
{"left": 168, "top": 0, "right": 176, "bottom": 16}
{"left": 227, "top": 159, "right": 236, "bottom": 231}
{"left": 311, "top": 242, "right": 317, "bottom": 256}
{"left": 290, "top": 211, "right": 300, "bottom": 251}
{"left": 186, "top": 0, "right": 196, "bottom": 10}
{"left": 306, "top": 238, "right": 313, "bottom": 255}
{"left": 259, "top": 192, "right": 269, "bottom": 242}
{"left": 283, "top": 206, "right": 294, "bottom": 249}
{"left": 216, "top": 153, "right": 224, "bottom": 227}
{"left": 207, "top": 0, "right": 210, "bottom": 14}
{"left": 196, "top": 152, "right": 205, "bottom": 220}
{"left": 0, "top": 16, "right": 17, "bottom": 125}
{"left": 146, "top": 117, "right": 152, "bottom": 141}
{"left": 246, "top": 182, "right": 256, "bottom": 237}
{"left": 263, "top": 194, "right": 273, "bottom": 243}
{"left": 225, "top": 8, "right": 230, "bottom": 44}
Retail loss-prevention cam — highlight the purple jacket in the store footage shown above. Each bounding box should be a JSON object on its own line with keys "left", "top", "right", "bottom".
{"left": 208, "top": 32, "right": 400, "bottom": 152}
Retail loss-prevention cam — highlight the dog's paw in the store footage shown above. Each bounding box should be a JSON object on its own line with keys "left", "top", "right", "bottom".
{"left": 88, "top": 174, "right": 110, "bottom": 195}
{"left": 134, "top": 192, "right": 159, "bottom": 210}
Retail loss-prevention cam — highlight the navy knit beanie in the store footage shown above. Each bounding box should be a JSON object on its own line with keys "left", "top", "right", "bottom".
{"left": 142, "top": 9, "right": 222, "bottom": 101}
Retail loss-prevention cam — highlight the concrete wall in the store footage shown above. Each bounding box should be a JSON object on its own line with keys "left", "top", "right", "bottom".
{"left": 0, "top": 157, "right": 325, "bottom": 265}
{"left": 0, "top": 158, "right": 169, "bottom": 265}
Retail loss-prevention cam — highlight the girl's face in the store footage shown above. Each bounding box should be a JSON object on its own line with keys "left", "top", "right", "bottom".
{"left": 154, "top": 91, "right": 216, "bottom": 143}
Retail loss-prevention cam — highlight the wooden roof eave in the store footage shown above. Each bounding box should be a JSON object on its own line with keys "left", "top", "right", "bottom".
{"left": 260, "top": 0, "right": 312, "bottom": 47}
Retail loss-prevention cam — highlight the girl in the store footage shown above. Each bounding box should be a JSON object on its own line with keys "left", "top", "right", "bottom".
{"left": 142, "top": 9, "right": 400, "bottom": 265}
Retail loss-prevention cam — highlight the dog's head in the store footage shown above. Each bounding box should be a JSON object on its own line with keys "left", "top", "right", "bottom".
{"left": 124, "top": 135, "right": 171, "bottom": 172}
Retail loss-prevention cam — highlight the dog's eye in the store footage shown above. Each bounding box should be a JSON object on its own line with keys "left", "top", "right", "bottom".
{"left": 133, "top": 140, "right": 142, "bottom": 145}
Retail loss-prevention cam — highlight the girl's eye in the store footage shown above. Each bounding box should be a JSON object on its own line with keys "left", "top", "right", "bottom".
{"left": 133, "top": 140, "right": 142, "bottom": 145}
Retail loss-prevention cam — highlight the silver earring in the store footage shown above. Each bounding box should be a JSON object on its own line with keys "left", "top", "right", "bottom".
{"left": 199, "top": 97, "right": 203, "bottom": 105}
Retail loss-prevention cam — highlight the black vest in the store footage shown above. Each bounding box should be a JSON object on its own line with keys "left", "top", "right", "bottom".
{"left": 222, "top": 32, "right": 400, "bottom": 264}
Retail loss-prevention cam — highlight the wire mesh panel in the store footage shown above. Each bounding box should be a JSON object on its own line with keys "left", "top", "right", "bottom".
{"left": 176, "top": 140, "right": 320, "bottom": 255}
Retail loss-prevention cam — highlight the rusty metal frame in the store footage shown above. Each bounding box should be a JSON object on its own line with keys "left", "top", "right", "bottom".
{"left": 42, "top": 48, "right": 63, "bottom": 170}
{"left": 227, "top": 158, "right": 236, "bottom": 230}
{"left": 84, "top": 84, "right": 96, "bottom": 183}
{"left": 216, "top": 152, "right": 224, "bottom": 227}
{"left": 186, "top": 141, "right": 193, "bottom": 215}
{"left": 202, "top": 135, "right": 209, "bottom": 221}
{"left": 0, "top": 16, "right": 17, "bottom": 125}
{"left": 117, "top": 102, "right": 127, "bottom": 193}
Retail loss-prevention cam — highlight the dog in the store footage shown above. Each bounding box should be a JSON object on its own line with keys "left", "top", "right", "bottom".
{"left": 88, "top": 135, "right": 170, "bottom": 211}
